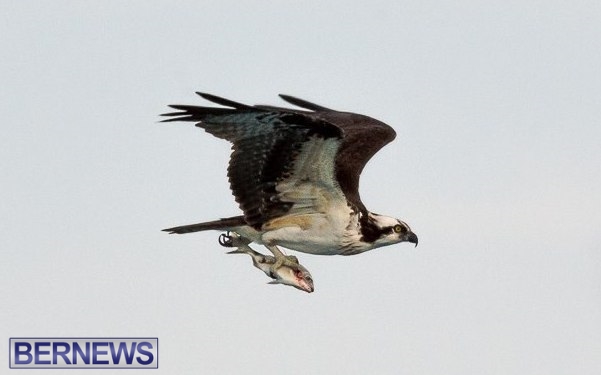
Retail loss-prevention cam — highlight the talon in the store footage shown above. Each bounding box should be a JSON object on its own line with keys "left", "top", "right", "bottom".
{"left": 218, "top": 231, "right": 233, "bottom": 247}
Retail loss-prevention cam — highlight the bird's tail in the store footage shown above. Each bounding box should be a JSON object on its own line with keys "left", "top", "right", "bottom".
{"left": 162, "top": 215, "right": 246, "bottom": 234}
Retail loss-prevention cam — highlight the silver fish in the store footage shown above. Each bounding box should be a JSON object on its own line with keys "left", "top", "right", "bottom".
{"left": 219, "top": 232, "right": 314, "bottom": 293}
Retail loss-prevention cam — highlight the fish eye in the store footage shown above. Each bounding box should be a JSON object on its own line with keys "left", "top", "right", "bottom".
{"left": 393, "top": 224, "right": 404, "bottom": 233}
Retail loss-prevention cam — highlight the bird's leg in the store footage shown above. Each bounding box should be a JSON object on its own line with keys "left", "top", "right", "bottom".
{"left": 265, "top": 244, "right": 299, "bottom": 263}
{"left": 220, "top": 233, "right": 296, "bottom": 264}
{"left": 265, "top": 244, "right": 300, "bottom": 275}
{"left": 218, "top": 231, "right": 252, "bottom": 248}
{"left": 218, "top": 231, "right": 260, "bottom": 257}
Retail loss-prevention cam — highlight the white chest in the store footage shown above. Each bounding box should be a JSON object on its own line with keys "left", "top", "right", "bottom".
{"left": 259, "top": 201, "right": 362, "bottom": 255}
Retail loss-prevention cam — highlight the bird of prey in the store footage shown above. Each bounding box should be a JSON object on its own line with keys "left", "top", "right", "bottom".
{"left": 220, "top": 232, "right": 314, "bottom": 293}
{"left": 161, "top": 92, "right": 417, "bottom": 274}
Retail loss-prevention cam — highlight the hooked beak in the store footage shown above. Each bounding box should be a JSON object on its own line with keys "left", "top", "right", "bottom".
{"left": 406, "top": 232, "right": 418, "bottom": 247}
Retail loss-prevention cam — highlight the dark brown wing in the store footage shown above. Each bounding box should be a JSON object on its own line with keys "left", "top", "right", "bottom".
{"left": 278, "top": 95, "right": 397, "bottom": 213}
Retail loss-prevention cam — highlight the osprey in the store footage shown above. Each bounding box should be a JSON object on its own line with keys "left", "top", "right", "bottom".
{"left": 161, "top": 92, "right": 417, "bottom": 266}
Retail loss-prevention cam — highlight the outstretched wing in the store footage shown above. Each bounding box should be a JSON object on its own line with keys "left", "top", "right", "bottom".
{"left": 162, "top": 93, "right": 342, "bottom": 229}
{"left": 161, "top": 92, "right": 396, "bottom": 227}
{"left": 278, "top": 95, "right": 397, "bottom": 213}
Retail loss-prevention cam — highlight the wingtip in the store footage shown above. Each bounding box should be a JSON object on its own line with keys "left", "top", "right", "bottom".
{"left": 159, "top": 116, "right": 195, "bottom": 123}
{"left": 194, "top": 92, "right": 253, "bottom": 109}
{"left": 158, "top": 106, "right": 189, "bottom": 122}
{"left": 278, "top": 94, "right": 293, "bottom": 101}
{"left": 195, "top": 91, "right": 227, "bottom": 104}
{"left": 278, "top": 94, "right": 331, "bottom": 111}
{"left": 195, "top": 91, "right": 211, "bottom": 100}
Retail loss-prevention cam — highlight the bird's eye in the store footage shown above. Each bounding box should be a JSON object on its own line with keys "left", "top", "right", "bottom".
{"left": 393, "top": 224, "right": 404, "bottom": 233}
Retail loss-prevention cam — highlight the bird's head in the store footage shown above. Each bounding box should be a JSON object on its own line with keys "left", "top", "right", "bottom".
{"left": 270, "top": 263, "right": 315, "bottom": 293}
{"left": 363, "top": 212, "right": 418, "bottom": 248}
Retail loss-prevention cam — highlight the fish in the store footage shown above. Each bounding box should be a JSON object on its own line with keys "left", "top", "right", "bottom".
{"left": 219, "top": 232, "right": 314, "bottom": 293}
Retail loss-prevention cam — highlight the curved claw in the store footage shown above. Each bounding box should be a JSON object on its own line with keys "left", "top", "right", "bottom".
{"left": 218, "top": 231, "right": 233, "bottom": 247}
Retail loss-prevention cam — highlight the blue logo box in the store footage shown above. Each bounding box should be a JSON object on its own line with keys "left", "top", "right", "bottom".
{"left": 9, "top": 338, "right": 158, "bottom": 369}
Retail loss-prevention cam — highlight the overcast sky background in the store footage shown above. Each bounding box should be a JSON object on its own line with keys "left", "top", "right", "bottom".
{"left": 1, "top": 1, "right": 600, "bottom": 374}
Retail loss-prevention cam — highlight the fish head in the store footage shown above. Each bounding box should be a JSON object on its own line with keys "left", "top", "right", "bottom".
{"left": 270, "top": 263, "right": 314, "bottom": 293}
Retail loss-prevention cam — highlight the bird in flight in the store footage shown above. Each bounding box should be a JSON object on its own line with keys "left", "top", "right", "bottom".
{"left": 161, "top": 92, "right": 417, "bottom": 285}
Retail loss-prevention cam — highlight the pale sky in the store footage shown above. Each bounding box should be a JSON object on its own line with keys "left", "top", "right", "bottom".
{"left": 1, "top": 1, "right": 600, "bottom": 374}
